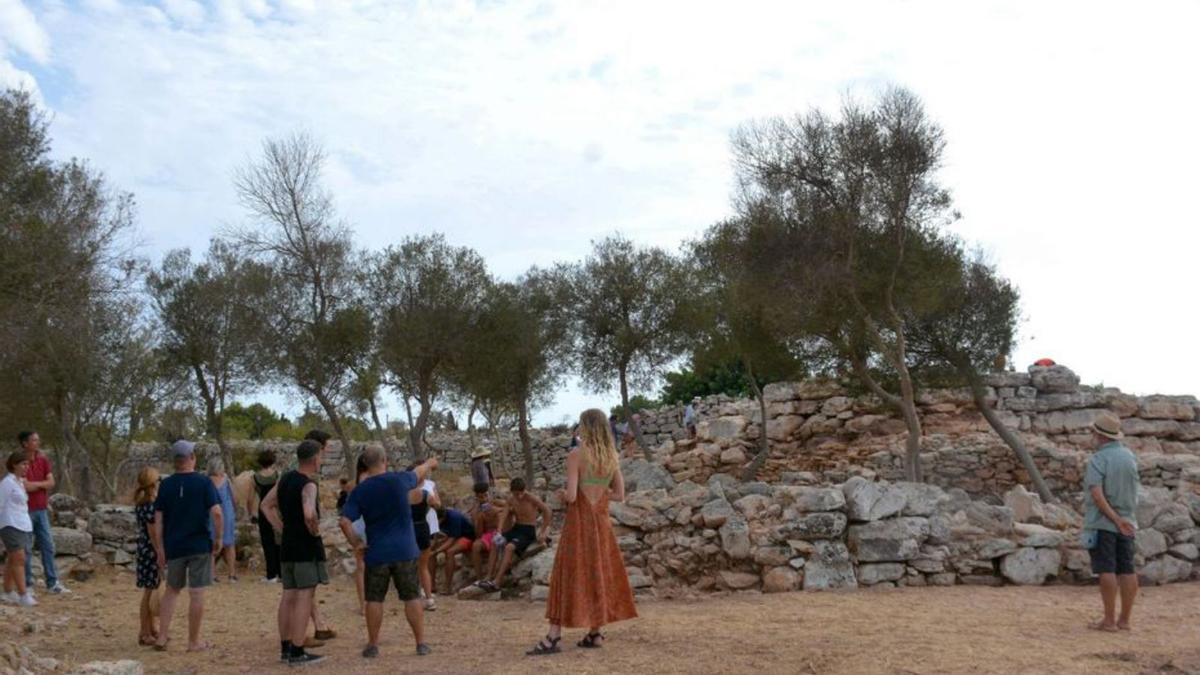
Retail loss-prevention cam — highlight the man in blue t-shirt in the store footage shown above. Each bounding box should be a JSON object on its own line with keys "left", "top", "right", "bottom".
{"left": 340, "top": 447, "right": 437, "bottom": 659}
{"left": 152, "top": 439, "right": 221, "bottom": 652}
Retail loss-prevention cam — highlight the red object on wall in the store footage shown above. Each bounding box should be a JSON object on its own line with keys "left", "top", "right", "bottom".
{"left": 1033, "top": 358, "right": 1056, "bottom": 367}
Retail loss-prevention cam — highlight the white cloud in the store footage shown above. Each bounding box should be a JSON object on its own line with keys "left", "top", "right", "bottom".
{"left": 10, "top": 0, "right": 1200, "bottom": 422}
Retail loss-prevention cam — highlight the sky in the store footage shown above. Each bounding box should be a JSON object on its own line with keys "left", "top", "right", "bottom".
{"left": 2, "top": 0, "right": 1198, "bottom": 426}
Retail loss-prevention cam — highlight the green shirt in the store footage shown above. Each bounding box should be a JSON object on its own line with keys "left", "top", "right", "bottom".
{"left": 1082, "top": 441, "right": 1140, "bottom": 534}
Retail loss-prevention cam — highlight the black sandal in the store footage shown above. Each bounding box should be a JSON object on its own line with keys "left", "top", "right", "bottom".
{"left": 577, "top": 632, "right": 605, "bottom": 648}
{"left": 526, "top": 635, "right": 562, "bottom": 656}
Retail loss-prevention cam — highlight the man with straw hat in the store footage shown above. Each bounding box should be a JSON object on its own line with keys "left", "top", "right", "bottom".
{"left": 469, "top": 447, "right": 494, "bottom": 492}
{"left": 1081, "top": 412, "right": 1140, "bottom": 632}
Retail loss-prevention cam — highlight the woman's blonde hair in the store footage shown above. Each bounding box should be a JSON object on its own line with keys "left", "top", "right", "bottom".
{"left": 577, "top": 408, "right": 618, "bottom": 480}
{"left": 134, "top": 466, "right": 160, "bottom": 505}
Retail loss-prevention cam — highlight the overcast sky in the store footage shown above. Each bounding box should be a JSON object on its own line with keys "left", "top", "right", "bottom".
{"left": 2, "top": 0, "right": 1198, "bottom": 426}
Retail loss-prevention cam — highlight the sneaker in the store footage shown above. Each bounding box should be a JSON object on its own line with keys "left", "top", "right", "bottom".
{"left": 48, "top": 584, "right": 70, "bottom": 595}
{"left": 19, "top": 593, "right": 38, "bottom": 607}
{"left": 361, "top": 645, "right": 379, "bottom": 659}
{"left": 416, "top": 643, "right": 431, "bottom": 656}
{"left": 1, "top": 591, "right": 18, "bottom": 605}
{"left": 424, "top": 596, "right": 437, "bottom": 611}
{"left": 288, "top": 652, "right": 325, "bottom": 667}
{"left": 262, "top": 577, "right": 279, "bottom": 584}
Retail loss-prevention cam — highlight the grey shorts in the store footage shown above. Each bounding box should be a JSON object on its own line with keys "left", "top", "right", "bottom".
{"left": 281, "top": 560, "right": 329, "bottom": 590}
{"left": 365, "top": 560, "right": 421, "bottom": 603}
{"left": 0, "top": 527, "right": 30, "bottom": 553}
{"left": 166, "top": 553, "right": 213, "bottom": 590}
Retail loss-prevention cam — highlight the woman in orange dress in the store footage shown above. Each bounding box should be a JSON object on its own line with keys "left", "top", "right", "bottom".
{"left": 527, "top": 408, "right": 638, "bottom": 656}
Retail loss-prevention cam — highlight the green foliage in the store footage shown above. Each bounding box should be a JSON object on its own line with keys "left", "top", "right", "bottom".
{"left": 659, "top": 359, "right": 757, "bottom": 404}
{"left": 609, "top": 395, "right": 659, "bottom": 420}
{"left": 222, "top": 402, "right": 287, "bottom": 440}
{"left": 567, "top": 235, "right": 690, "bottom": 414}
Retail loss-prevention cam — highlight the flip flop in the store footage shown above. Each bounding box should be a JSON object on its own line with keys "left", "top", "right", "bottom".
{"left": 1088, "top": 621, "right": 1119, "bottom": 633}
{"left": 187, "top": 641, "right": 214, "bottom": 652}
{"left": 153, "top": 640, "right": 170, "bottom": 652}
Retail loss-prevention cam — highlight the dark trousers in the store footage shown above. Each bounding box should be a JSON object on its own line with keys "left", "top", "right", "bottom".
{"left": 257, "top": 511, "right": 281, "bottom": 580}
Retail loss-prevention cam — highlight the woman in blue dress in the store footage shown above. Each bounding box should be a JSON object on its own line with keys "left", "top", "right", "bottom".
{"left": 208, "top": 459, "right": 238, "bottom": 582}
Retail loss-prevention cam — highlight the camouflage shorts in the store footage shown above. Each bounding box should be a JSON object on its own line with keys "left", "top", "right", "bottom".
{"left": 364, "top": 559, "right": 421, "bottom": 603}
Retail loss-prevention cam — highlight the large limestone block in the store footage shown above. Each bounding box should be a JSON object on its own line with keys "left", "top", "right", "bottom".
{"left": 802, "top": 540, "right": 857, "bottom": 590}
{"left": 1014, "top": 523, "right": 1064, "bottom": 548}
{"left": 719, "top": 570, "right": 760, "bottom": 590}
{"left": 762, "top": 566, "right": 800, "bottom": 593}
{"left": 52, "top": 527, "right": 93, "bottom": 556}
{"left": 766, "top": 415, "right": 806, "bottom": 441}
{"left": 1140, "top": 555, "right": 1193, "bottom": 585}
{"left": 719, "top": 517, "right": 752, "bottom": 560}
{"left": 771, "top": 486, "right": 846, "bottom": 513}
{"left": 776, "top": 512, "right": 848, "bottom": 541}
{"left": 698, "top": 416, "right": 748, "bottom": 443}
{"left": 1137, "top": 528, "right": 1166, "bottom": 554}
{"left": 964, "top": 503, "right": 1015, "bottom": 535}
{"left": 620, "top": 458, "right": 675, "bottom": 492}
{"left": 856, "top": 562, "right": 905, "bottom": 585}
{"left": 1001, "top": 547, "right": 1061, "bottom": 585}
{"left": 1139, "top": 397, "right": 1199, "bottom": 421}
{"left": 699, "top": 498, "right": 735, "bottom": 529}
{"left": 894, "top": 482, "right": 947, "bottom": 517}
{"left": 87, "top": 505, "right": 139, "bottom": 543}
{"left": 842, "top": 477, "right": 906, "bottom": 522}
{"left": 1003, "top": 485, "right": 1046, "bottom": 524}
{"left": 1029, "top": 365, "right": 1080, "bottom": 393}
{"left": 847, "top": 518, "right": 928, "bottom": 562}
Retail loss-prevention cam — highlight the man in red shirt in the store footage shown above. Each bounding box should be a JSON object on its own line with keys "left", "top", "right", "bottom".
{"left": 19, "top": 432, "right": 69, "bottom": 594}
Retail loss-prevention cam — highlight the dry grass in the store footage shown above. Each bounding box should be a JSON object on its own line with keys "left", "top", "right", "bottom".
{"left": 13, "top": 569, "right": 1200, "bottom": 674}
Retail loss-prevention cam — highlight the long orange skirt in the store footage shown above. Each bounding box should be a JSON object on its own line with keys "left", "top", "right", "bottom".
{"left": 544, "top": 491, "right": 638, "bottom": 629}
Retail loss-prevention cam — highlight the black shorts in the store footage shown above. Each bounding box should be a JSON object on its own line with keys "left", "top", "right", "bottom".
{"left": 365, "top": 560, "right": 421, "bottom": 603}
{"left": 504, "top": 524, "right": 537, "bottom": 557}
{"left": 414, "top": 523, "right": 431, "bottom": 552}
{"left": 1089, "top": 529, "right": 1136, "bottom": 575}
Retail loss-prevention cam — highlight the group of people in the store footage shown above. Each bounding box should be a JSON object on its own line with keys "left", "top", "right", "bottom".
{"left": 0, "top": 431, "right": 71, "bottom": 609}
{"left": 4, "top": 402, "right": 1145, "bottom": 663}
{"left": 127, "top": 407, "right": 639, "bottom": 666}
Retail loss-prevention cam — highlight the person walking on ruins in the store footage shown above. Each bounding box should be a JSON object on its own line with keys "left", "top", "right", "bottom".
{"left": 1, "top": 451, "right": 37, "bottom": 607}
{"left": 18, "top": 431, "right": 69, "bottom": 595}
{"left": 338, "top": 447, "right": 438, "bottom": 658}
{"left": 208, "top": 460, "right": 238, "bottom": 583}
{"left": 683, "top": 402, "right": 697, "bottom": 440}
{"left": 153, "top": 439, "right": 222, "bottom": 653}
{"left": 248, "top": 450, "right": 281, "bottom": 583}
{"left": 469, "top": 447, "right": 495, "bottom": 493}
{"left": 477, "top": 477, "right": 551, "bottom": 592}
{"left": 261, "top": 439, "right": 327, "bottom": 666}
{"left": 527, "top": 408, "right": 637, "bottom": 656}
{"left": 1082, "top": 412, "right": 1141, "bottom": 632}
{"left": 133, "top": 466, "right": 161, "bottom": 645}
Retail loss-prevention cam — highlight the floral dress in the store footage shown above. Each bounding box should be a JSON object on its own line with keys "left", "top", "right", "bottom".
{"left": 135, "top": 501, "right": 159, "bottom": 589}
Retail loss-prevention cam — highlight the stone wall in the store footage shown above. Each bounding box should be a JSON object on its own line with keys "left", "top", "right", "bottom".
{"left": 498, "top": 464, "right": 1200, "bottom": 600}
{"left": 653, "top": 364, "right": 1200, "bottom": 500}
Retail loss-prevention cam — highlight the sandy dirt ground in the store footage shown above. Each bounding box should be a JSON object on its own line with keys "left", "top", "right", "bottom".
{"left": 11, "top": 568, "right": 1200, "bottom": 674}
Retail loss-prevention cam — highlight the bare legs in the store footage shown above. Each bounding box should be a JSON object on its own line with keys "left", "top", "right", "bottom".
{"left": 417, "top": 549, "right": 433, "bottom": 600}
{"left": 215, "top": 545, "right": 237, "bottom": 580}
{"left": 139, "top": 588, "right": 158, "bottom": 643}
{"left": 4, "top": 549, "right": 27, "bottom": 596}
{"left": 1096, "top": 573, "right": 1137, "bottom": 630}
{"left": 490, "top": 543, "right": 517, "bottom": 586}
{"left": 365, "top": 601, "right": 384, "bottom": 648}
{"left": 354, "top": 550, "right": 366, "bottom": 615}
{"left": 156, "top": 586, "right": 208, "bottom": 650}
{"left": 1117, "top": 574, "right": 1139, "bottom": 629}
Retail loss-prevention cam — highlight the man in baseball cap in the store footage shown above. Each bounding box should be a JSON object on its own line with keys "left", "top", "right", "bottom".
{"left": 1081, "top": 412, "right": 1140, "bottom": 632}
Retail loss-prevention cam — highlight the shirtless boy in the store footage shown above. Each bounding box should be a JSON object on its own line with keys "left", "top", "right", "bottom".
{"left": 477, "top": 478, "right": 551, "bottom": 592}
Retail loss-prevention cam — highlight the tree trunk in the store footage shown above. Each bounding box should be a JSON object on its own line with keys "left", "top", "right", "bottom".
{"left": 366, "top": 393, "right": 391, "bottom": 453}
{"left": 896, "top": 373, "right": 924, "bottom": 483}
{"left": 402, "top": 394, "right": 417, "bottom": 455}
{"left": 517, "top": 397, "right": 535, "bottom": 487}
{"left": 56, "top": 397, "right": 91, "bottom": 503}
{"left": 618, "top": 365, "right": 652, "bottom": 460}
{"left": 962, "top": 364, "right": 1055, "bottom": 503}
{"left": 410, "top": 396, "right": 432, "bottom": 463}
{"left": 466, "top": 399, "right": 479, "bottom": 448}
{"left": 741, "top": 360, "right": 771, "bottom": 481}
{"left": 314, "top": 393, "right": 353, "bottom": 479}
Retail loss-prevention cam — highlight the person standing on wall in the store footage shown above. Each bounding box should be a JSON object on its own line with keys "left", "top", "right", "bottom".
{"left": 18, "top": 431, "right": 69, "bottom": 595}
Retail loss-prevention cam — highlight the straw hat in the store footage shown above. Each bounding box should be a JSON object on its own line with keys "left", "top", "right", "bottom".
{"left": 1092, "top": 412, "right": 1125, "bottom": 441}
{"left": 470, "top": 447, "right": 492, "bottom": 460}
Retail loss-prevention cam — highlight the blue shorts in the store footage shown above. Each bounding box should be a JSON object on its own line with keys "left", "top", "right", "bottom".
{"left": 1089, "top": 529, "right": 1136, "bottom": 575}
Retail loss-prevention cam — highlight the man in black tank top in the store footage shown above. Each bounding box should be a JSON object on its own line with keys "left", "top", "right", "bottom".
{"left": 261, "top": 440, "right": 326, "bottom": 667}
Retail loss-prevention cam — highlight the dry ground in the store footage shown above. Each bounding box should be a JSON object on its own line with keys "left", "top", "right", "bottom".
{"left": 12, "top": 568, "right": 1200, "bottom": 674}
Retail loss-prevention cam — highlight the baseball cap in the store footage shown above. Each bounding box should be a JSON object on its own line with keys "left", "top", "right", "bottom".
{"left": 170, "top": 439, "right": 196, "bottom": 458}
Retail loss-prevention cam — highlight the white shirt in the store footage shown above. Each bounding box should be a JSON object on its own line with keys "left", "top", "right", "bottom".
{"left": 0, "top": 474, "right": 32, "bottom": 532}
{"left": 422, "top": 479, "right": 439, "bottom": 534}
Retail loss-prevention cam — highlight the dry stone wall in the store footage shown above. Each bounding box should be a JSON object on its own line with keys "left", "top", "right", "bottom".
{"left": 652, "top": 364, "right": 1200, "bottom": 499}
